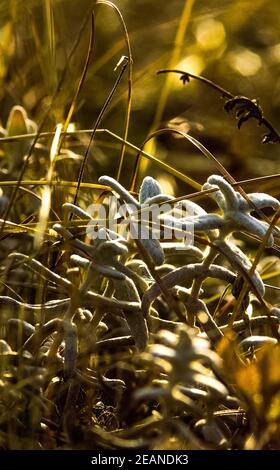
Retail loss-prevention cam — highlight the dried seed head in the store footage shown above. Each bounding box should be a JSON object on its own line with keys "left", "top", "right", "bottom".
{"left": 5, "top": 105, "right": 37, "bottom": 173}
{"left": 0, "top": 339, "right": 12, "bottom": 353}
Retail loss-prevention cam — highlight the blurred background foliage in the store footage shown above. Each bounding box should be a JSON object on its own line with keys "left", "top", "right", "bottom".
{"left": 0, "top": 0, "right": 280, "bottom": 195}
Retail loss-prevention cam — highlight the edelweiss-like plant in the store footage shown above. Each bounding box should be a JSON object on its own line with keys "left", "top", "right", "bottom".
{"left": 98, "top": 175, "right": 208, "bottom": 266}
{"left": 53, "top": 205, "right": 149, "bottom": 350}
{"left": 139, "top": 326, "right": 228, "bottom": 399}
{"left": 202, "top": 175, "right": 279, "bottom": 246}
{"left": 166, "top": 175, "right": 279, "bottom": 246}
{"left": 201, "top": 176, "right": 279, "bottom": 297}
{"left": 99, "top": 175, "right": 165, "bottom": 265}
{"left": 138, "top": 174, "right": 280, "bottom": 344}
{"left": 132, "top": 325, "right": 237, "bottom": 448}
